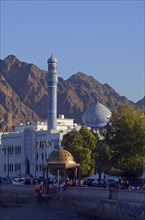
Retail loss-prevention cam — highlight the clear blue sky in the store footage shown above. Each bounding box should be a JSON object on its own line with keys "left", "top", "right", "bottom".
{"left": 0, "top": 0, "right": 144, "bottom": 102}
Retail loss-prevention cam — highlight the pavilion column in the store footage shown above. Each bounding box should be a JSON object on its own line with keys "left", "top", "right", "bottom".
{"left": 64, "top": 170, "right": 67, "bottom": 179}
{"left": 74, "top": 168, "right": 78, "bottom": 185}
{"left": 78, "top": 168, "right": 81, "bottom": 186}
{"left": 57, "top": 168, "right": 60, "bottom": 186}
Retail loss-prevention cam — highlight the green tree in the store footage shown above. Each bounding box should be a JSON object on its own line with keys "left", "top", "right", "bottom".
{"left": 99, "top": 104, "right": 145, "bottom": 181}
{"left": 62, "top": 126, "right": 99, "bottom": 177}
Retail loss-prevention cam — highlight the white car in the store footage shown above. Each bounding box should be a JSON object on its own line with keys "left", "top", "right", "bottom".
{"left": 12, "top": 178, "right": 25, "bottom": 185}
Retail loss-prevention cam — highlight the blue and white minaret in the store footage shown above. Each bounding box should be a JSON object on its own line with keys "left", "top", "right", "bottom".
{"left": 47, "top": 53, "right": 58, "bottom": 130}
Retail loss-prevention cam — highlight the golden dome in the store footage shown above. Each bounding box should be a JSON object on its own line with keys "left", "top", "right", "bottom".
{"left": 48, "top": 148, "right": 75, "bottom": 164}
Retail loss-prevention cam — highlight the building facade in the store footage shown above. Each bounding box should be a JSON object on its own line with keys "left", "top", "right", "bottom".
{"left": 0, "top": 128, "right": 64, "bottom": 179}
{"left": 0, "top": 54, "right": 79, "bottom": 179}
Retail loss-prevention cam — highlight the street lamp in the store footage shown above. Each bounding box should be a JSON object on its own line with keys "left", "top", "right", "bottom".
{"left": 7, "top": 147, "right": 10, "bottom": 180}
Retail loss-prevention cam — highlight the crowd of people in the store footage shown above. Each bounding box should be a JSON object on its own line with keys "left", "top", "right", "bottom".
{"left": 0, "top": 176, "right": 144, "bottom": 191}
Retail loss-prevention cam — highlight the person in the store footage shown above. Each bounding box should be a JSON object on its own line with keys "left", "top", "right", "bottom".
{"left": 115, "top": 182, "right": 120, "bottom": 189}
{"left": 118, "top": 178, "right": 122, "bottom": 184}
{"left": 65, "top": 178, "right": 71, "bottom": 187}
{"left": 31, "top": 178, "right": 36, "bottom": 185}
{"left": 125, "top": 180, "right": 129, "bottom": 189}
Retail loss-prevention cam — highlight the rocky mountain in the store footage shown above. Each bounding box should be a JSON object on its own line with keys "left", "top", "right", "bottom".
{"left": 135, "top": 97, "right": 145, "bottom": 110}
{"left": 0, "top": 73, "right": 40, "bottom": 131}
{"left": 0, "top": 55, "right": 142, "bottom": 131}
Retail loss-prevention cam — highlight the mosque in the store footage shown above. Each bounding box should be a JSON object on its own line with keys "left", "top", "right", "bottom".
{"left": 0, "top": 54, "right": 111, "bottom": 179}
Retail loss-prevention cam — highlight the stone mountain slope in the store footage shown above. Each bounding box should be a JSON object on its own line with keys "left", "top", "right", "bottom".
{"left": 0, "top": 55, "right": 142, "bottom": 130}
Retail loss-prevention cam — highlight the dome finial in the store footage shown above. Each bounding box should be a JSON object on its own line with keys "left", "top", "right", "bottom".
{"left": 47, "top": 52, "right": 58, "bottom": 63}
{"left": 51, "top": 50, "right": 54, "bottom": 57}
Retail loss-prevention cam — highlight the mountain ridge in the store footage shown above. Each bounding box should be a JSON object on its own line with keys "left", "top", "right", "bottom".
{"left": 0, "top": 55, "right": 144, "bottom": 131}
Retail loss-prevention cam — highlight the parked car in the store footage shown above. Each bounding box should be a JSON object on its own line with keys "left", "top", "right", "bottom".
{"left": 87, "top": 178, "right": 95, "bottom": 186}
{"left": 12, "top": 177, "right": 25, "bottom": 185}
{"left": 107, "top": 179, "right": 117, "bottom": 187}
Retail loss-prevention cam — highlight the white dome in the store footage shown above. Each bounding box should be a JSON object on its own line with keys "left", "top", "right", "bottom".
{"left": 82, "top": 102, "right": 111, "bottom": 128}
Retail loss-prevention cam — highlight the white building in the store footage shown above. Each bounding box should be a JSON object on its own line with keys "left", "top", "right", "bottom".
{"left": 0, "top": 54, "right": 81, "bottom": 179}
{"left": 14, "top": 115, "right": 77, "bottom": 133}
{"left": 0, "top": 116, "right": 79, "bottom": 179}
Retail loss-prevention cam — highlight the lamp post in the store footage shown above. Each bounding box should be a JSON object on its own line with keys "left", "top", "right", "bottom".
{"left": 7, "top": 147, "right": 10, "bottom": 180}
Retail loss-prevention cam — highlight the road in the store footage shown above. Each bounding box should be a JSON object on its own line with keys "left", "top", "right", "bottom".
{"left": 0, "top": 204, "right": 92, "bottom": 220}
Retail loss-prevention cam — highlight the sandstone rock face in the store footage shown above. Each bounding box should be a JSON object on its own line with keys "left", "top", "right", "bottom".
{"left": 0, "top": 55, "right": 142, "bottom": 131}
{"left": 135, "top": 97, "right": 145, "bottom": 110}
{"left": 0, "top": 73, "right": 40, "bottom": 131}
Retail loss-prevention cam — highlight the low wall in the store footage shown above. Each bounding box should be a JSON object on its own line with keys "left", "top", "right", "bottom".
{"left": 0, "top": 185, "right": 36, "bottom": 205}
{"left": 0, "top": 185, "right": 145, "bottom": 220}
{"left": 59, "top": 187, "right": 145, "bottom": 220}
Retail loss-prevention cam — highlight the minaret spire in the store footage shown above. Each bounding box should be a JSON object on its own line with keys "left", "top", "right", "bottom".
{"left": 47, "top": 53, "right": 58, "bottom": 130}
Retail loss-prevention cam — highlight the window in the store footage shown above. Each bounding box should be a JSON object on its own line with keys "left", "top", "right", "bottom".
{"left": 36, "top": 141, "right": 39, "bottom": 148}
{"left": 4, "top": 164, "right": 6, "bottom": 172}
{"left": 15, "top": 163, "right": 21, "bottom": 171}
{"left": 9, "top": 164, "right": 13, "bottom": 172}
{"left": 15, "top": 146, "right": 21, "bottom": 154}
{"left": 40, "top": 141, "right": 45, "bottom": 148}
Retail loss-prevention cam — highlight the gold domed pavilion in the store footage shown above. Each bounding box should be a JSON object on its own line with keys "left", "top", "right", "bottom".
{"left": 42, "top": 148, "right": 81, "bottom": 193}
{"left": 47, "top": 148, "right": 76, "bottom": 166}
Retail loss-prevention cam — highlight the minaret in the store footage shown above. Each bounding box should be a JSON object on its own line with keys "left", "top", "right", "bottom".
{"left": 47, "top": 52, "right": 58, "bottom": 130}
